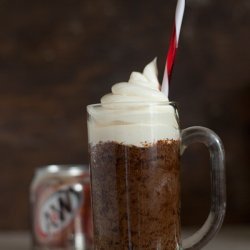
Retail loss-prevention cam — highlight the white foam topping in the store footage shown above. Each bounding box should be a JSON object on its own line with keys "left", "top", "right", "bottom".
{"left": 101, "top": 58, "right": 167, "bottom": 104}
{"left": 87, "top": 59, "right": 180, "bottom": 146}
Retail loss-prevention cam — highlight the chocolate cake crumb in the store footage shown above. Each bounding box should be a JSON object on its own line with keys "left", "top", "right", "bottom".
{"left": 89, "top": 140, "right": 180, "bottom": 249}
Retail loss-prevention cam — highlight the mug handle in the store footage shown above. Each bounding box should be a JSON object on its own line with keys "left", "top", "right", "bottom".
{"left": 181, "top": 126, "right": 226, "bottom": 250}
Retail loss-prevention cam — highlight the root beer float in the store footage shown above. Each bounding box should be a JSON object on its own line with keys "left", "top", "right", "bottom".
{"left": 87, "top": 56, "right": 226, "bottom": 250}
{"left": 87, "top": 60, "right": 181, "bottom": 249}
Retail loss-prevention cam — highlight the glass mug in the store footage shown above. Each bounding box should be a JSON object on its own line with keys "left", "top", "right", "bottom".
{"left": 87, "top": 102, "right": 226, "bottom": 250}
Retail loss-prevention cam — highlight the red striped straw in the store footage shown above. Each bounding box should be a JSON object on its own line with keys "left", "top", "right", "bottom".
{"left": 161, "top": 0, "right": 185, "bottom": 97}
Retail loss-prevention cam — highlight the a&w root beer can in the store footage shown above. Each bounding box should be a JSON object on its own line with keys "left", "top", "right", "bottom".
{"left": 30, "top": 165, "right": 92, "bottom": 250}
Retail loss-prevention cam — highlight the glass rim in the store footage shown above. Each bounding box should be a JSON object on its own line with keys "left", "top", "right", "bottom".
{"left": 87, "top": 101, "right": 178, "bottom": 109}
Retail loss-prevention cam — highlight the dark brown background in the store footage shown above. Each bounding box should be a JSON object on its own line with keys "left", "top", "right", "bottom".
{"left": 0, "top": 0, "right": 249, "bottom": 230}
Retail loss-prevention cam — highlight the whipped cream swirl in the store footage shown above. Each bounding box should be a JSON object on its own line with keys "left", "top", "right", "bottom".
{"left": 101, "top": 58, "right": 168, "bottom": 104}
{"left": 87, "top": 59, "right": 180, "bottom": 146}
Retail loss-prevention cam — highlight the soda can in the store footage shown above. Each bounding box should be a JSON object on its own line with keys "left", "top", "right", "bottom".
{"left": 30, "top": 165, "right": 92, "bottom": 250}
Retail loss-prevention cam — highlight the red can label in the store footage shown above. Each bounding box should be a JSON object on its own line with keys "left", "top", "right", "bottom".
{"left": 37, "top": 185, "right": 82, "bottom": 238}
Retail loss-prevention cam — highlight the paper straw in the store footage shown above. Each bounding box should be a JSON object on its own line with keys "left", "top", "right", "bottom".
{"left": 161, "top": 0, "right": 185, "bottom": 97}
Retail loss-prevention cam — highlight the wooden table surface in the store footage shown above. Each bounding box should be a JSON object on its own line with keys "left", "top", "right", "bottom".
{"left": 0, "top": 227, "right": 249, "bottom": 250}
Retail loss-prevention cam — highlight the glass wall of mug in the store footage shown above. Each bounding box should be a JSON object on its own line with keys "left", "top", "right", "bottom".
{"left": 87, "top": 102, "right": 226, "bottom": 250}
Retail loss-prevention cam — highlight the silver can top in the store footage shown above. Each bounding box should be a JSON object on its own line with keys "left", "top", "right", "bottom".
{"left": 35, "top": 164, "right": 88, "bottom": 177}
{"left": 31, "top": 164, "right": 89, "bottom": 191}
